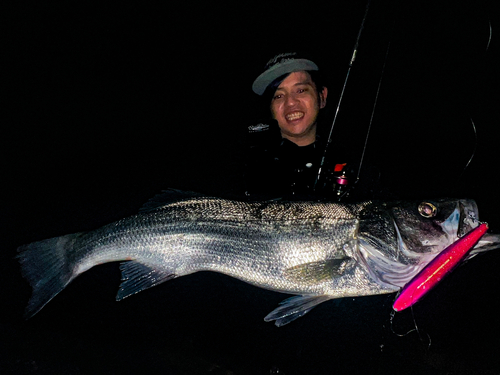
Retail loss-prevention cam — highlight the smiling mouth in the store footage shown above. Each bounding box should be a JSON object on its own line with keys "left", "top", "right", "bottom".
{"left": 285, "top": 112, "right": 304, "bottom": 121}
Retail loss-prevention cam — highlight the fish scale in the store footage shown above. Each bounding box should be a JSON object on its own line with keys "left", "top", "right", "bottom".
{"left": 17, "top": 193, "right": 500, "bottom": 326}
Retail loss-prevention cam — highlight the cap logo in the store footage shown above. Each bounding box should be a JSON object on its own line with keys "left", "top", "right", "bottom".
{"left": 265, "top": 52, "right": 298, "bottom": 69}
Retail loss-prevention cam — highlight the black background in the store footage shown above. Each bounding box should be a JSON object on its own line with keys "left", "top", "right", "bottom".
{"left": 2, "top": 1, "right": 500, "bottom": 374}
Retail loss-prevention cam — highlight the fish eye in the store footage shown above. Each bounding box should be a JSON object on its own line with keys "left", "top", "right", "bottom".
{"left": 418, "top": 202, "right": 437, "bottom": 218}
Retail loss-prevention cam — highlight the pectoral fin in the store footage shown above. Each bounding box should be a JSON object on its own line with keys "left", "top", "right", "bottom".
{"left": 264, "top": 295, "right": 332, "bottom": 327}
{"left": 283, "top": 258, "right": 355, "bottom": 284}
{"left": 266, "top": 258, "right": 354, "bottom": 326}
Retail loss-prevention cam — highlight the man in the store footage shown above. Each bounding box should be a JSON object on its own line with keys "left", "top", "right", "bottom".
{"left": 245, "top": 52, "right": 345, "bottom": 200}
{"left": 253, "top": 53, "right": 328, "bottom": 147}
{"left": 245, "top": 52, "right": 382, "bottom": 201}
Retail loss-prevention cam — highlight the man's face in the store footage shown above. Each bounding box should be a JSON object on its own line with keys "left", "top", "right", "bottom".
{"left": 270, "top": 71, "right": 328, "bottom": 146}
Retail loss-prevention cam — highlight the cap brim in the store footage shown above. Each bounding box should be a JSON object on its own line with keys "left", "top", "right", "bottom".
{"left": 252, "top": 59, "right": 319, "bottom": 95}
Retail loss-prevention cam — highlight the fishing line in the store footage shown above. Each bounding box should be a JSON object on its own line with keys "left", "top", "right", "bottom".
{"left": 486, "top": 19, "right": 492, "bottom": 52}
{"left": 389, "top": 308, "right": 432, "bottom": 349}
{"left": 451, "top": 118, "right": 478, "bottom": 195}
{"left": 464, "top": 118, "right": 478, "bottom": 172}
{"left": 389, "top": 292, "right": 431, "bottom": 349}
{"left": 451, "top": 18, "right": 492, "bottom": 194}
{"left": 355, "top": 39, "right": 392, "bottom": 182}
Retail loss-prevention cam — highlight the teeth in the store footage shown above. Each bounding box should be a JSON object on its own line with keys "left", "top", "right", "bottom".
{"left": 286, "top": 112, "right": 304, "bottom": 121}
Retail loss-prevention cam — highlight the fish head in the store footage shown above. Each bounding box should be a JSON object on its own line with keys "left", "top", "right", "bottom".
{"left": 357, "top": 199, "right": 481, "bottom": 289}
{"left": 388, "top": 199, "right": 480, "bottom": 252}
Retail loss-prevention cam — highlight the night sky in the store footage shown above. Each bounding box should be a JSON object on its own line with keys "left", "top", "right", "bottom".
{"left": 3, "top": 1, "right": 500, "bottom": 374}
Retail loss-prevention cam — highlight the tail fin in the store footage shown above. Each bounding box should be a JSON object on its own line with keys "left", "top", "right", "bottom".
{"left": 17, "top": 233, "right": 83, "bottom": 318}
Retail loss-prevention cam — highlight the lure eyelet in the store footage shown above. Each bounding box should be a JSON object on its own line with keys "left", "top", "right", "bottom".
{"left": 418, "top": 202, "right": 437, "bottom": 218}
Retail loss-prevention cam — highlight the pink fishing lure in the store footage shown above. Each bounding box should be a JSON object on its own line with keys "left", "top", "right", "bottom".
{"left": 393, "top": 222, "right": 488, "bottom": 312}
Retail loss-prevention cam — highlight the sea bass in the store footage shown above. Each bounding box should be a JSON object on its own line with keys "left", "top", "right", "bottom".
{"left": 17, "top": 192, "right": 500, "bottom": 326}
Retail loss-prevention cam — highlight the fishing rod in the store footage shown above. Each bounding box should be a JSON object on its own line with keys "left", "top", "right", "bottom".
{"left": 314, "top": 1, "right": 485, "bottom": 200}
{"left": 314, "top": 0, "right": 399, "bottom": 200}
{"left": 313, "top": 0, "right": 372, "bottom": 193}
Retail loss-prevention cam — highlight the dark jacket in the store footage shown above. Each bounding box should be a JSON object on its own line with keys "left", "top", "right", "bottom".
{"left": 244, "top": 120, "right": 383, "bottom": 202}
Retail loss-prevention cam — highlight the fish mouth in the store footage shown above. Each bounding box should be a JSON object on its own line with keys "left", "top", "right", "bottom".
{"left": 434, "top": 199, "right": 480, "bottom": 247}
{"left": 457, "top": 199, "right": 480, "bottom": 236}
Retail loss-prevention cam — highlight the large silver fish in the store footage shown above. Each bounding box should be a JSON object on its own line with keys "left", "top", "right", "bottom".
{"left": 17, "top": 192, "right": 500, "bottom": 326}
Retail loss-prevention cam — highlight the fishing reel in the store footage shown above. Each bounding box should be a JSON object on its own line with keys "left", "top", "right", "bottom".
{"left": 315, "top": 163, "right": 354, "bottom": 202}
{"left": 332, "top": 170, "right": 350, "bottom": 201}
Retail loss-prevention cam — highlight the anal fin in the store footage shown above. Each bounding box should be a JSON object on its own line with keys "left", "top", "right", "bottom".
{"left": 116, "top": 261, "right": 176, "bottom": 301}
